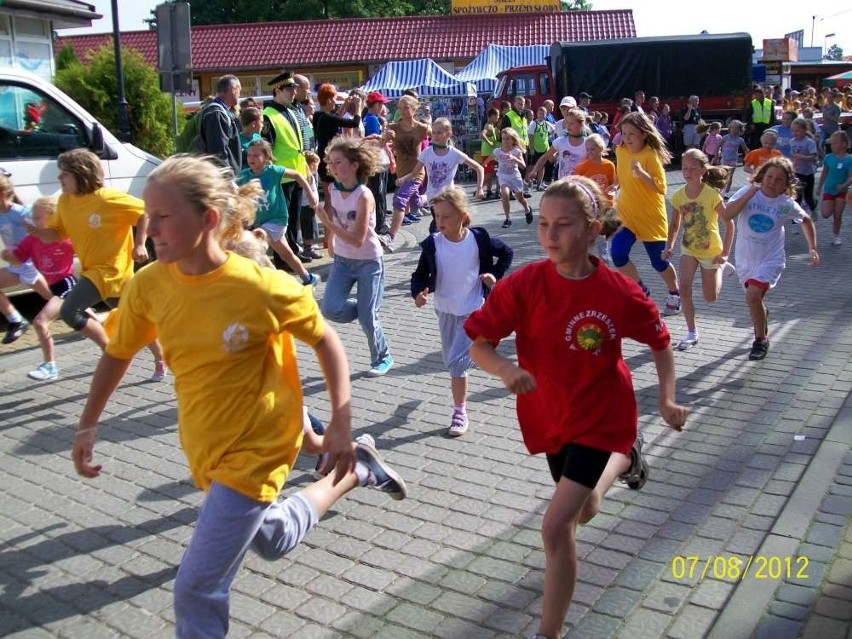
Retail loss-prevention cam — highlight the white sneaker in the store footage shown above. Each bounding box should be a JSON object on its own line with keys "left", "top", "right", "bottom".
{"left": 832, "top": 235, "right": 842, "bottom": 246}
{"left": 721, "top": 260, "right": 736, "bottom": 277}
{"left": 28, "top": 362, "right": 58, "bottom": 381}
{"left": 676, "top": 331, "right": 699, "bottom": 351}
{"left": 664, "top": 294, "right": 681, "bottom": 315}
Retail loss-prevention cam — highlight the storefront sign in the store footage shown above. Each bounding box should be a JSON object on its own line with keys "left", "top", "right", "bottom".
{"left": 451, "top": 0, "right": 561, "bottom": 15}
{"left": 312, "top": 71, "right": 363, "bottom": 91}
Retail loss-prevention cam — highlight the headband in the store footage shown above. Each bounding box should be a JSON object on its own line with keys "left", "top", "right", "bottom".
{"left": 569, "top": 178, "right": 600, "bottom": 219}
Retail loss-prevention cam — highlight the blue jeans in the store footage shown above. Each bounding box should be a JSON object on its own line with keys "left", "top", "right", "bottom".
{"left": 321, "top": 255, "right": 390, "bottom": 367}
{"left": 174, "top": 483, "right": 317, "bottom": 639}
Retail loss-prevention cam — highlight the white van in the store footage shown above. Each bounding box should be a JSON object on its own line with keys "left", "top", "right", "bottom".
{"left": 0, "top": 67, "right": 161, "bottom": 202}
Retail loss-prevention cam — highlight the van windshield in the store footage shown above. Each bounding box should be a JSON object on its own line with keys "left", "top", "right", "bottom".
{"left": 0, "top": 82, "right": 85, "bottom": 159}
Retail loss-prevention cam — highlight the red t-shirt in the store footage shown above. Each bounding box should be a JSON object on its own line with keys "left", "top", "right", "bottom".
{"left": 13, "top": 235, "right": 75, "bottom": 285}
{"left": 464, "top": 258, "right": 670, "bottom": 456}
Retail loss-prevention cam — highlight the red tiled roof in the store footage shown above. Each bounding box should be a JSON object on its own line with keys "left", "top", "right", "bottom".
{"left": 58, "top": 10, "right": 634, "bottom": 71}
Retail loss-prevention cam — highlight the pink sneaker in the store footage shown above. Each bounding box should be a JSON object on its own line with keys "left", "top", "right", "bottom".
{"left": 150, "top": 360, "right": 168, "bottom": 382}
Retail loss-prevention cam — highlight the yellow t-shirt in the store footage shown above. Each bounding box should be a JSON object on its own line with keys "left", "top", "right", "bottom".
{"left": 49, "top": 188, "right": 144, "bottom": 299}
{"left": 615, "top": 145, "right": 668, "bottom": 241}
{"left": 105, "top": 253, "right": 325, "bottom": 502}
{"left": 670, "top": 184, "right": 724, "bottom": 260}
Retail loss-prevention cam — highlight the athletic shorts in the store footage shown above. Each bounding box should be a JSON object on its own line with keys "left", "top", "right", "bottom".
{"left": 258, "top": 221, "right": 287, "bottom": 243}
{"left": 4, "top": 260, "right": 39, "bottom": 285}
{"left": 546, "top": 442, "right": 612, "bottom": 489}
{"left": 49, "top": 275, "right": 77, "bottom": 299}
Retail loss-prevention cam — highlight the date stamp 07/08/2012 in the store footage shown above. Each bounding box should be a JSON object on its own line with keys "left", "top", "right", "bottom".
{"left": 670, "top": 555, "right": 810, "bottom": 583}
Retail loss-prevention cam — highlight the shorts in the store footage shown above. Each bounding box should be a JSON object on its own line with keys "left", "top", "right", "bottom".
{"left": 682, "top": 251, "right": 722, "bottom": 270}
{"left": 4, "top": 260, "right": 39, "bottom": 285}
{"left": 257, "top": 221, "right": 287, "bottom": 243}
{"left": 546, "top": 442, "right": 612, "bottom": 489}
{"left": 822, "top": 191, "right": 845, "bottom": 202}
{"left": 437, "top": 311, "right": 475, "bottom": 378}
{"left": 497, "top": 173, "right": 524, "bottom": 194}
{"left": 682, "top": 124, "right": 702, "bottom": 148}
{"left": 49, "top": 275, "right": 77, "bottom": 299}
{"left": 393, "top": 178, "right": 425, "bottom": 213}
{"left": 744, "top": 278, "right": 770, "bottom": 293}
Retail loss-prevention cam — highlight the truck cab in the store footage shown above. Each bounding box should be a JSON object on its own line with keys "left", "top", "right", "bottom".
{"left": 492, "top": 65, "right": 552, "bottom": 113}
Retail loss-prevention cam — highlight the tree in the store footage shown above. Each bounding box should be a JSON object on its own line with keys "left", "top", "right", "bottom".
{"left": 825, "top": 44, "right": 844, "bottom": 61}
{"left": 55, "top": 44, "right": 80, "bottom": 71}
{"left": 55, "top": 45, "right": 180, "bottom": 158}
{"left": 563, "top": 0, "right": 591, "bottom": 9}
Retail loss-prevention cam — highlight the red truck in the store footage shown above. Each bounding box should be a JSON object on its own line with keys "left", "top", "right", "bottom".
{"left": 492, "top": 33, "right": 754, "bottom": 123}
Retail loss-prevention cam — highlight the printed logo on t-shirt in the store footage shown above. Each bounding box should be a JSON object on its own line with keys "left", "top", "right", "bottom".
{"left": 564, "top": 310, "right": 616, "bottom": 354}
{"left": 331, "top": 205, "right": 357, "bottom": 231}
{"left": 222, "top": 322, "right": 249, "bottom": 353}
{"left": 748, "top": 213, "right": 775, "bottom": 234}
{"left": 88, "top": 213, "right": 102, "bottom": 228}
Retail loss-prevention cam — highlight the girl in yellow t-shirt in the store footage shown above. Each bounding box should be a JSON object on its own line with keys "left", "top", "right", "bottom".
{"left": 25, "top": 149, "right": 167, "bottom": 380}
{"left": 663, "top": 149, "right": 736, "bottom": 351}
{"left": 612, "top": 112, "right": 682, "bottom": 315}
{"left": 71, "top": 155, "right": 407, "bottom": 638}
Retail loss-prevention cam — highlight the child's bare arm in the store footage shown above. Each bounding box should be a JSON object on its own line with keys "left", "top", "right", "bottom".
{"left": 73, "top": 353, "right": 134, "bottom": 478}
{"left": 717, "top": 203, "right": 735, "bottom": 260}
{"left": 1, "top": 249, "right": 21, "bottom": 266}
{"left": 470, "top": 335, "right": 536, "bottom": 395}
{"left": 312, "top": 325, "right": 355, "bottom": 483}
{"left": 800, "top": 215, "right": 820, "bottom": 267}
{"left": 719, "top": 184, "right": 759, "bottom": 221}
{"left": 651, "top": 346, "right": 687, "bottom": 431}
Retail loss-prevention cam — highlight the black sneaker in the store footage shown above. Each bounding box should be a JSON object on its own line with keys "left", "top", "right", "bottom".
{"left": 3, "top": 320, "right": 29, "bottom": 344}
{"left": 501, "top": 219, "right": 512, "bottom": 229}
{"left": 618, "top": 432, "right": 648, "bottom": 490}
{"left": 749, "top": 339, "right": 769, "bottom": 361}
{"left": 355, "top": 438, "right": 407, "bottom": 500}
{"left": 297, "top": 252, "right": 313, "bottom": 264}
{"left": 525, "top": 207, "right": 534, "bottom": 224}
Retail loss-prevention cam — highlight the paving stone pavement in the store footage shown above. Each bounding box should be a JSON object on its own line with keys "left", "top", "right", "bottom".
{"left": 1, "top": 167, "right": 851, "bottom": 639}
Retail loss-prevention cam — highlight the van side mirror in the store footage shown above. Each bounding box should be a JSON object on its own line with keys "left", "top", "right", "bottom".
{"left": 90, "top": 123, "right": 105, "bottom": 154}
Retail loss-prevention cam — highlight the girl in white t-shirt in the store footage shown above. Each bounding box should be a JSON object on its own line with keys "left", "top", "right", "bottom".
{"left": 528, "top": 107, "right": 589, "bottom": 183}
{"left": 722, "top": 157, "right": 819, "bottom": 361}
{"left": 397, "top": 118, "right": 484, "bottom": 202}
{"left": 485, "top": 127, "right": 533, "bottom": 228}
{"left": 410, "top": 186, "right": 513, "bottom": 436}
{"left": 316, "top": 137, "right": 394, "bottom": 378}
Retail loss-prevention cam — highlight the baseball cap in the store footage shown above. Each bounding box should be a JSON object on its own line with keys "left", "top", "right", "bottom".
{"left": 366, "top": 91, "right": 390, "bottom": 105}
{"left": 559, "top": 96, "right": 577, "bottom": 108}
{"left": 578, "top": 92, "right": 593, "bottom": 100}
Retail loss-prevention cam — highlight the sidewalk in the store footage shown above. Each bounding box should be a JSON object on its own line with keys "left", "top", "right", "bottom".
{"left": 1, "top": 169, "right": 851, "bottom": 639}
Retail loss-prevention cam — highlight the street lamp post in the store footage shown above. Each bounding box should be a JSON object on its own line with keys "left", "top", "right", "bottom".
{"left": 111, "top": 0, "right": 131, "bottom": 142}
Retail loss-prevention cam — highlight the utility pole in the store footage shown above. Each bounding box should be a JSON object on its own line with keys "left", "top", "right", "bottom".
{"left": 111, "top": 0, "right": 131, "bottom": 142}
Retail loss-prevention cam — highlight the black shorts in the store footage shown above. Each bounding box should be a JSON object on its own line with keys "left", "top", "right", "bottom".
{"left": 546, "top": 442, "right": 611, "bottom": 489}
{"left": 49, "top": 275, "right": 77, "bottom": 299}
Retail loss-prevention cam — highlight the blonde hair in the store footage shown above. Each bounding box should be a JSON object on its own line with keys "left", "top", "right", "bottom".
{"left": 229, "top": 228, "right": 274, "bottom": 268}
{"left": 32, "top": 196, "right": 58, "bottom": 216}
{"left": 543, "top": 176, "right": 607, "bottom": 224}
{"left": 430, "top": 185, "right": 471, "bottom": 227}
{"left": 57, "top": 149, "right": 104, "bottom": 194}
{"left": 304, "top": 150, "right": 320, "bottom": 166}
{"left": 728, "top": 120, "right": 744, "bottom": 135}
{"left": 680, "top": 149, "right": 730, "bottom": 190}
{"left": 617, "top": 112, "right": 673, "bottom": 165}
{"left": 146, "top": 155, "right": 263, "bottom": 247}
{"left": 584, "top": 134, "right": 607, "bottom": 152}
{"left": 432, "top": 117, "right": 452, "bottom": 135}
{"left": 500, "top": 127, "right": 526, "bottom": 152}
{"left": 324, "top": 137, "right": 382, "bottom": 182}
{"left": 398, "top": 95, "right": 419, "bottom": 112}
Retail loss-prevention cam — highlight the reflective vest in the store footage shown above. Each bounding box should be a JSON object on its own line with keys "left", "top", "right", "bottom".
{"left": 505, "top": 109, "right": 528, "bottom": 146}
{"left": 751, "top": 98, "right": 773, "bottom": 125}
{"left": 263, "top": 105, "right": 308, "bottom": 181}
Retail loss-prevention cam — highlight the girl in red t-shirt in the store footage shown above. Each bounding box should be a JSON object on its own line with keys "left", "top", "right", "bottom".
{"left": 1, "top": 197, "right": 75, "bottom": 381}
{"left": 465, "top": 177, "right": 687, "bottom": 639}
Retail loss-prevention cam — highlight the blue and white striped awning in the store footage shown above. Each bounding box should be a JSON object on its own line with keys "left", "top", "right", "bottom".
{"left": 360, "top": 59, "right": 476, "bottom": 98}
{"left": 456, "top": 44, "right": 550, "bottom": 94}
